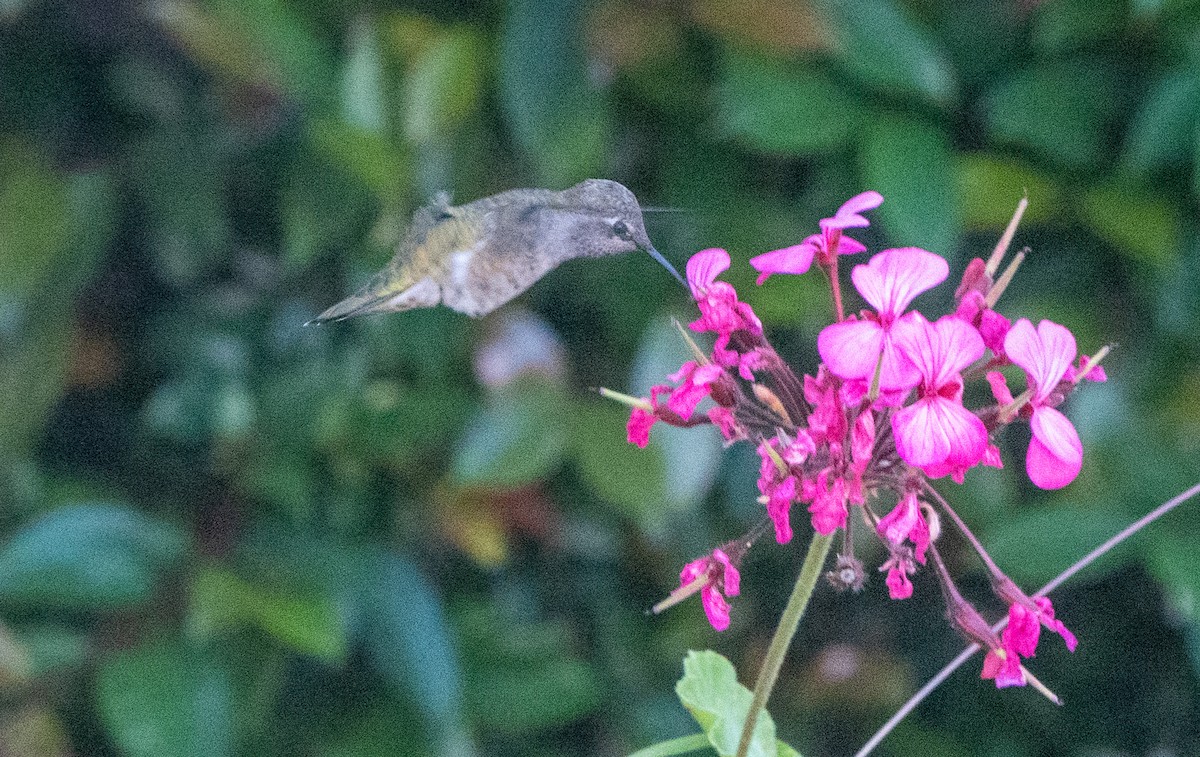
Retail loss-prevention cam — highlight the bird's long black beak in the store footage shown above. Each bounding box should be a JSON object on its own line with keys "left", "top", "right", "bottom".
{"left": 647, "top": 245, "right": 686, "bottom": 287}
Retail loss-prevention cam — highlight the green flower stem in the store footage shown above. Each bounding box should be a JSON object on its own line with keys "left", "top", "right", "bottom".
{"left": 627, "top": 733, "right": 711, "bottom": 757}
{"left": 735, "top": 531, "right": 835, "bottom": 757}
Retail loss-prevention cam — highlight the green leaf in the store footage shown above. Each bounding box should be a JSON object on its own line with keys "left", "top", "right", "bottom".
{"left": 190, "top": 566, "right": 347, "bottom": 661}
{"left": 451, "top": 379, "right": 569, "bottom": 487}
{"left": 208, "top": 0, "right": 338, "bottom": 113}
{"left": 860, "top": 115, "right": 960, "bottom": 254}
{"left": 361, "top": 554, "right": 466, "bottom": 729}
{"left": 1121, "top": 70, "right": 1200, "bottom": 177}
{"left": 342, "top": 16, "right": 385, "bottom": 132}
{"left": 816, "top": 0, "right": 957, "bottom": 104}
{"left": 1032, "top": 0, "right": 1126, "bottom": 53}
{"left": 675, "top": 650, "right": 777, "bottom": 757}
{"left": 0, "top": 503, "right": 188, "bottom": 610}
{"left": 97, "top": 640, "right": 231, "bottom": 757}
{"left": 983, "top": 59, "right": 1124, "bottom": 170}
{"left": 956, "top": 153, "right": 1062, "bottom": 229}
{"left": 1080, "top": 183, "right": 1182, "bottom": 266}
{"left": 984, "top": 504, "right": 1132, "bottom": 586}
{"left": 0, "top": 138, "right": 68, "bottom": 299}
{"left": 571, "top": 399, "right": 670, "bottom": 532}
{"left": 717, "top": 48, "right": 866, "bottom": 155}
{"left": 404, "top": 27, "right": 485, "bottom": 146}
{"left": 499, "top": 0, "right": 609, "bottom": 184}
{"left": 458, "top": 602, "right": 602, "bottom": 735}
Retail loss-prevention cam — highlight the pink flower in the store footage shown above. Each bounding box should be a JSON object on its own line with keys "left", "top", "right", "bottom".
{"left": 884, "top": 563, "right": 914, "bottom": 600}
{"left": 876, "top": 491, "right": 930, "bottom": 564}
{"left": 1004, "top": 319, "right": 1083, "bottom": 489}
{"left": 980, "top": 647, "right": 1026, "bottom": 688}
{"left": 686, "top": 248, "right": 762, "bottom": 337}
{"left": 679, "top": 549, "right": 742, "bottom": 632}
{"left": 818, "top": 247, "right": 949, "bottom": 392}
{"left": 891, "top": 314, "right": 988, "bottom": 480}
{"left": 803, "top": 368, "right": 847, "bottom": 447}
{"left": 626, "top": 385, "right": 669, "bottom": 448}
{"left": 707, "top": 406, "right": 739, "bottom": 441}
{"left": 757, "top": 440, "right": 798, "bottom": 544}
{"left": 806, "top": 468, "right": 848, "bottom": 535}
{"left": 751, "top": 191, "right": 883, "bottom": 283}
{"left": 666, "top": 361, "right": 724, "bottom": 420}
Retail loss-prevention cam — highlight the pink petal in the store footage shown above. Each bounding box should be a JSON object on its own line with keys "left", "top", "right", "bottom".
{"left": 627, "top": 408, "right": 656, "bottom": 448}
{"left": 1002, "top": 603, "right": 1041, "bottom": 658}
{"left": 851, "top": 247, "right": 949, "bottom": 317}
{"left": 700, "top": 585, "right": 731, "bottom": 631}
{"left": 986, "top": 370, "right": 1014, "bottom": 405}
{"left": 822, "top": 190, "right": 884, "bottom": 231}
{"left": 818, "top": 319, "right": 884, "bottom": 382}
{"left": 830, "top": 236, "right": 867, "bottom": 256}
{"left": 714, "top": 549, "right": 740, "bottom": 597}
{"left": 686, "top": 248, "right": 730, "bottom": 296}
{"left": 885, "top": 566, "right": 913, "bottom": 599}
{"left": 750, "top": 238, "right": 818, "bottom": 283}
{"left": 1004, "top": 319, "right": 1077, "bottom": 403}
{"left": 892, "top": 396, "right": 988, "bottom": 470}
{"left": 877, "top": 324, "right": 922, "bottom": 391}
{"left": 877, "top": 492, "right": 919, "bottom": 547}
{"left": 1027, "top": 406, "right": 1082, "bottom": 489}
{"left": 893, "top": 314, "right": 984, "bottom": 389}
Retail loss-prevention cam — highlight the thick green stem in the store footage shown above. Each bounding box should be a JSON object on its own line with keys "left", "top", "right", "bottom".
{"left": 735, "top": 531, "right": 835, "bottom": 757}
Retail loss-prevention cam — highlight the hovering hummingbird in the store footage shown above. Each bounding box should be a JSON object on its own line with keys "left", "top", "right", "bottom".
{"left": 307, "top": 179, "right": 684, "bottom": 323}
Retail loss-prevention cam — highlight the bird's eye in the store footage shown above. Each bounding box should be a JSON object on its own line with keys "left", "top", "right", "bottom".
{"left": 612, "top": 220, "right": 631, "bottom": 239}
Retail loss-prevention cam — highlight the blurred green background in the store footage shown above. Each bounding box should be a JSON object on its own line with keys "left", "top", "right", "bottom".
{"left": 2, "top": 0, "right": 1200, "bottom": 755}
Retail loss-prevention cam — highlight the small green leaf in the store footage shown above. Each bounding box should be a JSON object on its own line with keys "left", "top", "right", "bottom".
{"left": 717, "top": 48, "right": 866, "bottom": 155}
{"left": 957, "top": 153, "right": 1062, "bottom": 229}
{"left": 190, "top": 567, "right": 347, "bottom": 661}
{"left": 860, "top": 115, "right": 960, "bottom": 254}
{"left": 675, "top": 650, "right": 777, "bottom": 757}
{"left": 404, "top": 27, "right": 485, "bottom": 145}
{"left": 0, "top": 503, "right": 187, "bottom": 610}
{"left": 0, "top": 138, "right": 68, "bottom": 299}
{"left": 452, "top": 379, "right": 569, "bottom": 487}
{"left": 983, "top": 59, "right": 1124, "bottom": 170}
{"left": 817, "top": 0, "right": 957, "bottom": 104}
{"left": 1080, "top": 183, "right": 1182, "bottom": 266}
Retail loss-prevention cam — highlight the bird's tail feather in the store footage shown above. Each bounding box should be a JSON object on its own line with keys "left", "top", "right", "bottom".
{"left": 305, "top": 271, "right": 436, "bottom": 325}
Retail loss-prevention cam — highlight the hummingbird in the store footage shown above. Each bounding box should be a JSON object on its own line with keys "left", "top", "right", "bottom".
{"left": 307, "top": 179, "right": 684, "bottom": 323}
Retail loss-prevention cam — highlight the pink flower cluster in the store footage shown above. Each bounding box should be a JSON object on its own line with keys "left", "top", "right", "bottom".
{"left": 620, "top": 192, "right": 1108, "bottom": 691}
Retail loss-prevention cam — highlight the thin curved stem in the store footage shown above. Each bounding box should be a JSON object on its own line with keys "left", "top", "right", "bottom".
{"left": 853, "top": 479, "right": 1200, "bottom": 757}
{"left": 735, "top": 531, "right": 835, "bottom": 757}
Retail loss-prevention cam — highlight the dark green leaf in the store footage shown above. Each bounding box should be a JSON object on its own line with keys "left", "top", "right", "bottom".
{"left": 0, "top": 503, "right": 188, "bottom": 610}
{"left": 499, "top": 0, "right": 609, "bottom": 184}
{"left": 675, "top": 650, "right": 778, "bottom": 757}
{"left": 0, "top": 139, "right": 68, "bottom": 299}
{"left": 860, "top": 115, "right": 960, "bottom": 254}
{"left": 816, "top": 0, "right": 957, "bottom": 104}
{"left": 1080, "top": 183, "right": 1182, "bottom": 266}
{"left": 1033, "top": 0, "right": 1126, "bottom": 53}
{"left": 717, "top": 48, "right": 866, "bottom": 155}
{"left": 983, "top": 59, "right": 1124, "bottom": 170}
{"left": 1122, "top": 70, "right": 1200, "bottom": 178}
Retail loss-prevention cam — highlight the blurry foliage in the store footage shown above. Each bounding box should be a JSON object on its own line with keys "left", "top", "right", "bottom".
{"left": 1, "top": 0, "right": 1200, "bottom": 755}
